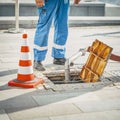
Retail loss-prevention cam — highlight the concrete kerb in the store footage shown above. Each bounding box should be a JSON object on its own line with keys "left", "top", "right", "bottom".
{"left": 0, "top": 16, "right": 120, "bottom": 29}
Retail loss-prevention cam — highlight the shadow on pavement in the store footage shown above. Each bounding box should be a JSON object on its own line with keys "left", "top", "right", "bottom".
{"left": 0, "top": 84, "right": 12, "bottom": 91}
{"left": 0, "top": 69, "right": 17, "bottom": 77}
{"left": 0, "top": 74, "right": 119, "bottom": 114}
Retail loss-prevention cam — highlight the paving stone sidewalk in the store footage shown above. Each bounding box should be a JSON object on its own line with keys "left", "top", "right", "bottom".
{"left": 0, "top": 26, "right": 120, "bottom": 120}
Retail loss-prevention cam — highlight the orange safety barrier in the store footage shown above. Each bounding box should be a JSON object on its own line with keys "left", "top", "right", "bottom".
{"left": 80, "top": 39, "right": 113, "bottom": 82}
{"left": 8, "top": 33, "right": 44, "bottom": 88}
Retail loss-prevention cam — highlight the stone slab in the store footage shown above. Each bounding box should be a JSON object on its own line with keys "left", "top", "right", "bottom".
{"left": 8, "top": 103, "right": 81, "bottom": 120}
{"left": 94, "top": 88, "right": 120, "bottom": 100}
{"left": 50, "top": 110, "right": 120, "bottom": 120}
{"left": 0, "top": 95, "right": 38, "bottom": 113}
{"left": 24, "top": 117, "right": 50, "bottom": 120}
{"left": 32, "top": 91, "right": 101, "bottom": 105}
{"left": 75, "top": 98, "right": 120, "bottom": 112}
{"left": 0, "top": 109, "right": 10, "bottom": 120}
{"left": 32, "top": 92, "right": 86, "bottom": 106}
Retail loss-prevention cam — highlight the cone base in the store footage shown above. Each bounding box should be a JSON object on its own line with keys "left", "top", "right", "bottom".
{"left": 8, "top": 78, "right": 44, "bottom": 88}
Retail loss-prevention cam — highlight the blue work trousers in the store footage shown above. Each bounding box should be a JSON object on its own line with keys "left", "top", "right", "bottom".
{"left": 34, "top": 0, "right": 70, "bottom": 61}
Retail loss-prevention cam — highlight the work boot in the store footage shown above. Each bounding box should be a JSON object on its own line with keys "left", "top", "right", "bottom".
{"left": 34, "top": 61, "right": 45, "bottom": 71}
{"left": 53, "top": 58, "right": 66, "bottom": 65}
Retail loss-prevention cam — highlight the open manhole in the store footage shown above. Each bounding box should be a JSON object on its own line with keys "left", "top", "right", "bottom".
{"left": 43, "top": 67, "right": 101, "bottom": 84}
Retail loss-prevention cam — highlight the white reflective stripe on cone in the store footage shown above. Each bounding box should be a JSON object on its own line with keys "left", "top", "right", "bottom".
{"left": 20, "top": 52, "right": 31, "bottom": 60}
{"left": 21, "top": 39, "right": 29, "bottom": 46}
{"left": 18, "top": 66, "right": 33, "bottom": 74}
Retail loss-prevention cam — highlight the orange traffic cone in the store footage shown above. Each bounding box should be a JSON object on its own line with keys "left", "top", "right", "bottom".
{"left": 8, "top": 33, "right": 44, "bottom": 88}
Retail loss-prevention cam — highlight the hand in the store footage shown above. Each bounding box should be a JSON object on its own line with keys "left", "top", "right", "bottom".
{"left": 74, "top": 0, "right": 81, "bottom": 4}
{"left": 35, "top": 0, "right": 44, "bottom": 7}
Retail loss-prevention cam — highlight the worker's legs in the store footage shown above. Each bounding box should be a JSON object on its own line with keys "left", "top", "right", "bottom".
{"left": 52, "top": 0, "right": 70, "bottom": 59}
{"left": 34, "top": 0, "right": 58, "bottom": 62}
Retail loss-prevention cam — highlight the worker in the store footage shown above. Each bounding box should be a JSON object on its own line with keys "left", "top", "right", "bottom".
{"left": 34, "top": 0, "right": 81, "bottom": 71}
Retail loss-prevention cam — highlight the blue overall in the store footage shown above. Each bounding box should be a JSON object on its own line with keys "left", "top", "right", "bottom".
{"left": 34, "top": 0, "right": 70, "bottom": 61}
